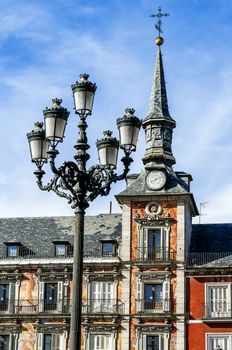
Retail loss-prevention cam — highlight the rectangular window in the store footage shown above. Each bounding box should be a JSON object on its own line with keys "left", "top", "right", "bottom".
{"left": 207, "top": 334, "right": 231, "bottom": 350}
{"left": 6, "top": 245, "right": 17, "bottom": 257}
{"left": 144, "top": 284, "right": 162, "bottom": 310}
{"left": 44, "top": 283, "right": 58, "bottom": 311}
{"left": 142, "top": 335, "right": 164, "bottom": 350}
{"left": 206, "top": 285, "right": 230, "bottom": 318}
{"left": 102, "top": 243, "right": 113, "bottom": 256}
{"left": 0, "top": 335, "right": 9, "bottom": 350}
{"left": 147, "top": 229, "right": 161, "bottom": 259}
{"left": 140, "top": 227, "right": 168, "bottom": 261}
{"left": 91, "top": 282, "right": 113, "bottom": 313}
{"left": 44, "top": 334, "right": 52, "bottom": 350}
{"left": 90, "top": 335, "right": 111, "bottom": 350}
{"left": 0, "top": 285, "right": 9, "bottom": 311}
{"left": 55, "top": 244, "right": 66, "bottom": 257}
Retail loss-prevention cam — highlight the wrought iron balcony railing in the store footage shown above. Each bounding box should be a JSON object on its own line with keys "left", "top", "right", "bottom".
{"left": 202, "top": 303, "right": 232, "bottom": 319}
{"left": 82, "top": 299, "right": 124, "bottom": 314}
{"left": 187, "top": 252, "right": 232, "bottom": 266}
{"left": 134, "top": 247, "right": 176, "bottom": 262}
{"left": 0, "top": 299, "right": 124, "bottom": 315}
{"left": 0, "top": 299, "right": 70, "bottom": 314}
{"left": 136, "top": 299, "right": 171, "bottom": 313}
{"left": 0, "top": 246, "right": 118, "bottom": 260}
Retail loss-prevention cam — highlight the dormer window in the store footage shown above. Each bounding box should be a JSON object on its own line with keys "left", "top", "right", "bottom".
{"left": 100, "top": 240, "right": 117, "bottom": 257}
{"left": 53, "top": 241, "right": 71, "bottom": 257}
{"left": 4, "top": 242, "right": 22, "bottom": 257}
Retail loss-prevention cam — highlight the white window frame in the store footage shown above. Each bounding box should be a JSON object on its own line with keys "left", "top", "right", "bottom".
{"left": 37, "top": 333, "right": 66, "bottom": 350}
{"left": 38, "top": 281, "right": 64, "bottom": 313}
{"left": 205, "top": 283, "right": 231, "bottom": 318}
{"left": 206, "top": 333, "right": 232, "bottom": 350}
{"left": 88, "top": 281, "right": 116, "bottom": 314}
{"left": 138, "top": 225, "right": 169, "bottom": 260}
{"left": 0, "top": 334, "right": 17, "bottom": 350}
{"left": 85, "top": 333, "right": 116, "bottom": 350}
{"left": 137, "top": 276, "right": 170, "bottom": 313}
{"left": 0, "top": 282, "right": 16, "bottom": 314}
{"left": 138, "top": 333, "right": 169, "bottom": 350}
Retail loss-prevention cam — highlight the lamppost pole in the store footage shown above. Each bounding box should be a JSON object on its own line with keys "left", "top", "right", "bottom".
{"left": 27, "top": 74, "right": 141, "bottom": 350}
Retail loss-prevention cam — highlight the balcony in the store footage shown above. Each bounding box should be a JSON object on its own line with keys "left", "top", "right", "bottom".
{"left": 0, "top": 299, "right": 70, "bottom": 315}
{"left": 136, "top": 299, "right": 171, "bottom": 314}
{"left": 202, "top": 302, "right": 232, "bottom": 321}
{"left": 187, "top": 252, "right": 232, "bottom": 267}
{"left": 82, "top": 299, "right": 124, "bottom": 314}
{"left": 134, "top": 247, "right": 176, "bottom": 262}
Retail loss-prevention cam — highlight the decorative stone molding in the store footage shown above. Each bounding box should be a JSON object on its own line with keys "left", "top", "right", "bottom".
{"left": 136, "top": 272, "right": 171, "bottom": 281}
{"left": 0, "top": 273, "right": 22, "bottom": 282}
{"left": 136, "top": 324, "right": 171, "bottom": 334}
{"left": 84, "top": 324, "right": 119, "bottom": 333}
{"left": 36, "top": 271, "right": 71, "bottom": 282}
{"left": 86, "top": 273, "right": 119, "bottom": 282}
{"left": 36, "top": 323, "right": 69, "bottom": 333}
{"left": 0, "top": 324, "right": 20, "bottom": 334}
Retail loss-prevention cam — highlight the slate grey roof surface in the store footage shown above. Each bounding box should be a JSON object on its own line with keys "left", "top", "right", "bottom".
{"left": 0, "top": 216, "right": 231, "bottom": 258}
{"left": 0, "top": 214, "right": 122, "bottom": 256}
{"left": 116, "top": 170, "right": 191, "bottom": 198}
{"left": 190, "top": 224, "right": 232, "bottom": 253}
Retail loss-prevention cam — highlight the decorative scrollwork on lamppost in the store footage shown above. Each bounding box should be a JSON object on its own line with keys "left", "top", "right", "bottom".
{"left": 26, "top": 73, "right": 142, "bottom": 350}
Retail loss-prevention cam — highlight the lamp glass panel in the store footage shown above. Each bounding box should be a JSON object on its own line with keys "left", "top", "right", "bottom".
{"left": 41, "top": 140, "right": 48, "bottom": 159}
{"left": 29, "top": 139, "right": 48, "bottom": 161}
{"left": 74, "top": 90, "right": 94, "bottom": 114}
{"left": 106, "top": 146, "right": 118, "bottom": 167}
{"left": 98, "top": 148, "right": 107, "bottom": 166}
{"left": 73, "top": 90, "right": 86, "bottom": 112}
{"left": 85, "top": 90, "right": 94, "bottom": 113}
{"left": 119, "top": 125, "right": 133, "bottom": 149}
{"left": 132, "top": 126, "right": 140, "bottom": 148}
{"left": 45, "top": 117, "right": 66, "bottom": 141}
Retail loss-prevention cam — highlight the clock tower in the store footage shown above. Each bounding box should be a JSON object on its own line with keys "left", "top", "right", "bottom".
{"left": 116, "top": 8, "right": 198, "bottom": 350}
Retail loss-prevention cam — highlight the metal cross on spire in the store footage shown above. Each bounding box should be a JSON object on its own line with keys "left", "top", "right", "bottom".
{"left": 150, "top": 6, "right": 170, "bottom": 36}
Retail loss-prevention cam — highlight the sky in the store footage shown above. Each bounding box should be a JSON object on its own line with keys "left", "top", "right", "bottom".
{"left": 0, "top": 0, "right": 232, "bottom": 223}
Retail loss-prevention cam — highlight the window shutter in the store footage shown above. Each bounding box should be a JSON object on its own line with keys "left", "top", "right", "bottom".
{"left": 163, "top": 279, "right": 170, "bottom": 312}
{"left": 137, "top": 278, "right": 142, "bottom": 312}
{"left": 52, "top": 334, "right": 61, "bottom": 350}
{"left": 57, "top": 282, "right": 64, "bottom": 312}
{"left": 38, "top": 282, "right": 45, "bottom": 312}
{"left": 37, "top": 333, "right": 43, "bottom": 350}
{"left": 9, "top": 334, "right": 15, "bottom": 350}
{"left": 143, "top": 229, "right": 148, "bottom": 259}
{"left": 142, "top": 335, "right": 146, "bottom": 350}
{"left": 9, "top": 283, "right": 15, "bottom": 314}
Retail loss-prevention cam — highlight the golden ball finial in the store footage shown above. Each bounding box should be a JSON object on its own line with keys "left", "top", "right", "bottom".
{"left": 155, "top": 36, "right": 164, "bottom": 46}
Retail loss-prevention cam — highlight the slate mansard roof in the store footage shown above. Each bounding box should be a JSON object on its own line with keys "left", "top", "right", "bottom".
{"left": 0, "top": 215, "right": 232, "bottom": 257}
{"left": 0, "top": 214, "right": 122, "bottom": 256}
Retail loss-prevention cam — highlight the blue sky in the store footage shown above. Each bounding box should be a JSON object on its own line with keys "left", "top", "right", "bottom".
{"left": 0, "top": 0, "right": 232, "bottom": 223}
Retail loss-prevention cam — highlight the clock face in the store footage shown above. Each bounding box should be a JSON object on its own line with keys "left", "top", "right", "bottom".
{"left": 146, "top": 170, "right": 166, "bottom": 190}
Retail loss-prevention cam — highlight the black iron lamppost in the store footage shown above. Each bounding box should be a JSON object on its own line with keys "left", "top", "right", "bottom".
{"left": 27, "top": 73, "right": 141, "bottom": 350}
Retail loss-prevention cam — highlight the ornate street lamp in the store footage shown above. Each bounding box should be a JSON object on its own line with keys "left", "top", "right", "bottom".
{"left": 26, "top": 74, "right": 142, "bottom": 350}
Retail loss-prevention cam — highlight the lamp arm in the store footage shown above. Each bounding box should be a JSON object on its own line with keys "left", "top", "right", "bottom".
{"left": 111, "top": 155, "right": 133, "bottom": 182}
{"left": 85, "top": 155, "right": 133, "bottom": 203}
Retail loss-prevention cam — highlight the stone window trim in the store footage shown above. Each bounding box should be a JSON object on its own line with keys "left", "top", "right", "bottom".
{"left": 0, "top": 325, "right": 20, "bottom": 350}
{"left": 36, "top": 330, "right": 68, "bottom": 350}
{"left": 205, "top": 282, "right": 231, "bottom": 319}
{"left": 84, "top": 324, "right": 118, "bottom": 350}
{"left": 0, "top": 275, "right": 20, "bottom": 315}
{"left": 136, "top": 273, "right": 171, "bottom": 313}
{"left": 206, "top": 333, "right": 232, "bottom": 350}
{"left": 38, "top": 280, "right": 69, "bottom": 313}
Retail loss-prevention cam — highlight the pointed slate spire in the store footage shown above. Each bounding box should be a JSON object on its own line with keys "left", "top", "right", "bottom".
{"left": 148, "top": 45, "right": 171, "bottom": 120}
{"left": 142, "top": 37, "right": 176, "bottom": 168}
